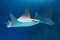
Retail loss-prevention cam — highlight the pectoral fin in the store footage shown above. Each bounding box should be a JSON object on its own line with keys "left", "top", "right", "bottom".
{"left": 18, "top": 8, "right": 31, "bottom": 20}
{"left": 9, "top": 13, "right": 21, "bottom": 27}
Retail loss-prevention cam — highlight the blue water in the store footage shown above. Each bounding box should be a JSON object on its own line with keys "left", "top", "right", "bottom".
{"left": 0, "top": 0, "right": 60, "bottom": 40}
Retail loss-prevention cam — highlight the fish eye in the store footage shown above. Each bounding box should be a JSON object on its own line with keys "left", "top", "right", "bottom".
{"left": 32, "top": 20, "right": 37, "bottom": 22}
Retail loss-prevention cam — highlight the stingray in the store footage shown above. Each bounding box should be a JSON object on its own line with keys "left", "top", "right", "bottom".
{"left": 6, "top": 9, "right": 54, "bottom": 28}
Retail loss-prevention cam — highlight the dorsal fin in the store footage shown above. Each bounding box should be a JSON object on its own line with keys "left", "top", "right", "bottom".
{"left": 18, "top": 8, "right": 31, "bottom": 20}
{"left": 35, "top": 12, "right": 39, "bottom": 20}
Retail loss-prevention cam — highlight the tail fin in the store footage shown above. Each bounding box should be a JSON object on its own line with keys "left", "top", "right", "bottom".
{"left": 39, "top": 16, "right": 54, "bottom": 25}
{"left": 39, "top": 8, "right": 54, "bottom": 25}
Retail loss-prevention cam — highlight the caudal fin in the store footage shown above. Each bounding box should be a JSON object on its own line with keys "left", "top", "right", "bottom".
{"left": 39, "top": 16, "right": 54, "bottom": 25}
{"left": 39, "top": 8, "right": 54, "bottom": 25}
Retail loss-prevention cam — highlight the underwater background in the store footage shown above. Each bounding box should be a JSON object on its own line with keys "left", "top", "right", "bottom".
{"left": 0, "top": 0, "right": 60, "bottom": 40}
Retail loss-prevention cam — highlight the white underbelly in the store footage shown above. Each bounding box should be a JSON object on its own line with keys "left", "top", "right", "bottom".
{"left": 17, "top": 18, "right": 32, "bottom": 22}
